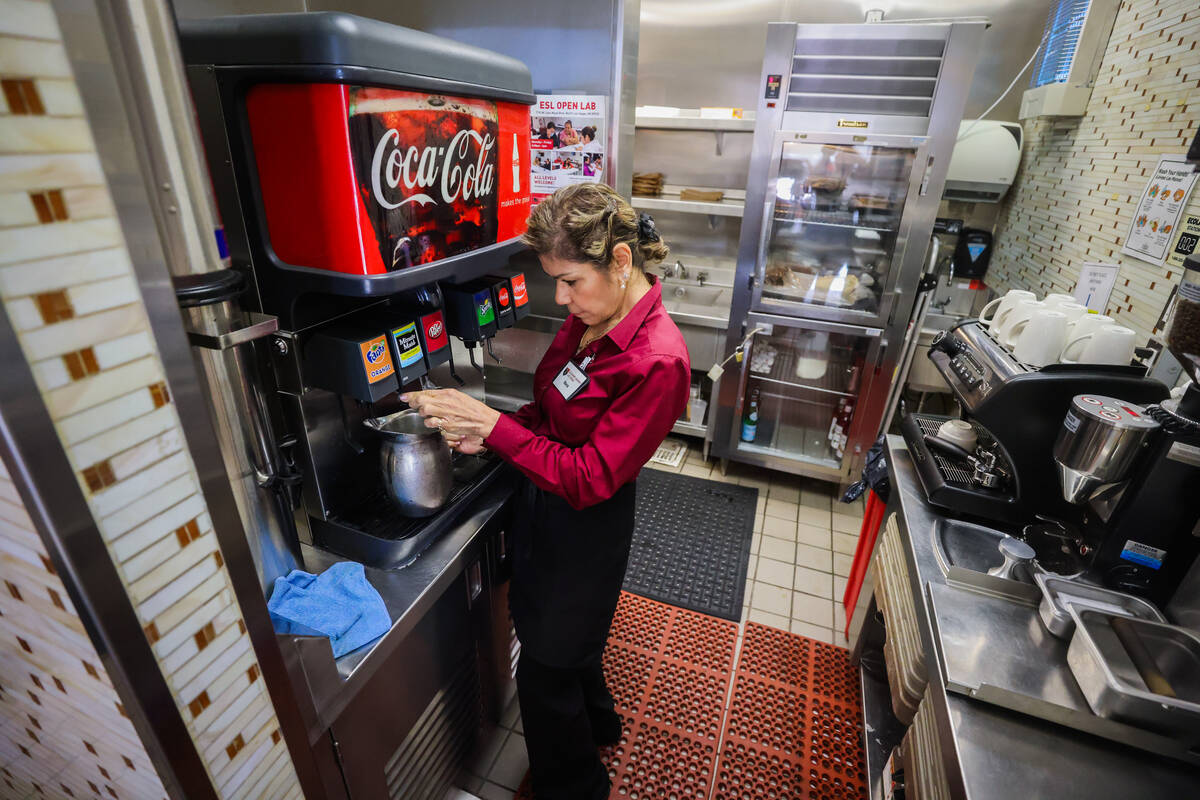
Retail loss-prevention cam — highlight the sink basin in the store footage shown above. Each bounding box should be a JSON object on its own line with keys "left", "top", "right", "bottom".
{"left": 667, "top": 285, "right": 725, "bottom": 305}
{"left": 930, "top": 518, "right": 1041, "bottom": 603}
{"left": 932, "top": 518, "right": 1008, "bottom": 576}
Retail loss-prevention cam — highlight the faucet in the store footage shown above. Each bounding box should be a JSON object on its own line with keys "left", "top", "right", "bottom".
{"left": 661, "top": 260, "right": 688, "bottom": 280}
{"left": 697, "top": 271, "right": 708, "bottom": 287}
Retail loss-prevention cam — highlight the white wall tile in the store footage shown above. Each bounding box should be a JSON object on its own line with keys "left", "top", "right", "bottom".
{"left": 93, "top": 329, "right": 154, "bottom": 370}
{"left": 153, "top": 592, "right": 229, "bottom": 661}
{"left": 0, "top": 1, "right": 60, "bottom": 40}
{"left": 70, "top": 403, "right": 175, "bottom": 468}
{"left": 98, "top": 473, "right": 194, "bottom": 541}
{"left": 0, "top": 36, "right": 71, "bottom": 78}
{"left": 177, "top": 630, "right": 250, "bottom": 701}
{"left": 111, "top": 492, "right": 205, "bottom": 562}
{"left": 108, "top": 427, "right": 184, "bottom": 482}
{"left": 66, "top": 274, "right": 138, "bottom": 316}
{"left": 0, "top": 116, "right": 93, "bottom": 154}
{"left": 0, "top": 191, "right": 37, "bottom": 225}
{"left": 0, "top": 217, "right": 122, "bottom": 267}
{"left": 18, "top": 302, "right": 143, "bottom": 360}
{"left": 0, "top": 246, "right": 130, "bottom": 297}
{"left": 0, "top": 153, "right": 105, "bottom": 194}
{"left": 58, "top": 384, "right": 155, "bottom": 445}
{"left": 5, "top": 295, "right": 41, "bottom": 330}
{"left": 30, "top": 354, "right": 70, "bottom": 390}
{"left": 137, "top": 546, "right": 220, "bottom": 623}
{"left": 43, "top": 354, "right": 162, "bottom": 420}
{"left": 174, "top": 623, "right": 245, "bottom": 691}
{"left": 90, "top": 449, "right": 188, "bottom": 518}
{"left": 128, "top": 531, "right": 216, "bottom": 604}
{"left": 34, "top": 79, "right": 83, "bottom": 116}
{"left": 154, "top": 569, "right": 227, "bottom": 638}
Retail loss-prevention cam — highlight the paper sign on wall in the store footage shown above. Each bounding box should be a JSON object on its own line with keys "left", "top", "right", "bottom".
{"left": 530, "top": 94, "right": 606, "bottom": 204}
{"left": 1074, "top": 262, "right": 1120, "bottom": 312}
{"left": 1167, "top": 214, "right": 1200, "bottom": 269}
{"left": 1122, "top": 154, "right": 1199, "bottom": 265}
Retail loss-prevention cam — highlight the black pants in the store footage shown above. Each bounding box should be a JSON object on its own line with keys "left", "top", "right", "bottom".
{"left": 516, "top": 652, "right": 615, "bottom": 800}
{"left": 509, "top": 475, "right": 637, "bottom": 799}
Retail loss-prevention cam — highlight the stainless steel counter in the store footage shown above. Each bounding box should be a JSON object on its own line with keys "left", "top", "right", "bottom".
{"left": 280, "top": 480, "right": 513, "bottom": 742}
{"left": 871, "top": 434, "right": 1200, "bottom": 798}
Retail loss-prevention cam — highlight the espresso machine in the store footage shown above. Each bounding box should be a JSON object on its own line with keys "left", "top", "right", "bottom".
{"left": 902, "top": 320, "right": 1169, "bottom": 522}
{"left": 1052, "top": 387, "right": 1200, "bottom": 603}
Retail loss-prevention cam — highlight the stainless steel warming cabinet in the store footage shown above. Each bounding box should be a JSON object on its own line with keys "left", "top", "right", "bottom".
{"left": 712, "top": 21, "right": 987, "bottom": 481}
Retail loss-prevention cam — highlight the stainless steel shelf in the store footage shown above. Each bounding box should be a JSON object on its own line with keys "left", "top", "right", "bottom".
{"left": 773, "top": 214, "right": 898, "bottom": 234}
{"left": 671, "top": 419, "right": 707, "bottom": 438}
{"left": 633, "top": 193, "right": 746, "bottom": 218}
{"left": 635, "top": 110, "right": 756, "bottom": 132}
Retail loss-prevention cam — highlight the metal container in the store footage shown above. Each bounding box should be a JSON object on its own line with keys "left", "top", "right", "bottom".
{"left": 1066, "top": 607, "right": 1200, "bottom": 741}
{"left": 1034, "top": 573, "right": 1166, "bottom": 639}
{"left": 365, "top": 410, "right": 452, "bottom": 517}
{"left": 1053, "top": 394, "right": 1160, "bottom": 503}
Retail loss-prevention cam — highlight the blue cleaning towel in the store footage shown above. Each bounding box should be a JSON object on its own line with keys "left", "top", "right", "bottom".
{"left": 267, "top": 562, "right": 391, "bottom": 658}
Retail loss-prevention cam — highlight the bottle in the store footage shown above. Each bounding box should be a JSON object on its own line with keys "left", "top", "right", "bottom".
{"left": 741, "top": 388, "right": 759, "bottom": 443}
{"left": 512, "top": 133, "right": 521, "bottom": 194}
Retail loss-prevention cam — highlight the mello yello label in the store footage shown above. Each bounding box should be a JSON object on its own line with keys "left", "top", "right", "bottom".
{"left": 392, "top": 322, "right": 424, "bottom": 368}
{"left": 359, "top": 336, "right": 395, "bottom": 383}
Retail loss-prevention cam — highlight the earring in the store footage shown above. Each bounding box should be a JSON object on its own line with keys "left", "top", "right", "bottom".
{"left": 621, "top": 273, "right": 629, "bottom": 290}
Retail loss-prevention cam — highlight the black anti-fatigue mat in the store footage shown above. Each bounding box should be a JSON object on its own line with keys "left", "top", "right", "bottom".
{"left": 623, "top": 469, "right": 758, "bottom": 621}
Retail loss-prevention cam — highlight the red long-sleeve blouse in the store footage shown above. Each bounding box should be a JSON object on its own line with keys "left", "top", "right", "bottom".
{"left": 485, "top": 278, "right": 690, "bottom": 509}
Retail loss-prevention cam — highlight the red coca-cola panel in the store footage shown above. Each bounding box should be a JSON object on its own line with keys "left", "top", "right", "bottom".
{"left": 245, "top": 84, "right": 531, "bottom": 276}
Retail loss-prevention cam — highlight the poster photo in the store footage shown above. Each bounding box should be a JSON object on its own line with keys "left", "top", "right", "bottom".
{"left": 531, "top": 94, "right": 606, "bottom": 203}
{"left": 1122, "top": 154, "right": 1199, "bottom": 265}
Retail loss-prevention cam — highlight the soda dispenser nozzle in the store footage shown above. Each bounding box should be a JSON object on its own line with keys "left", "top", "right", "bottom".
{"left": 486, "top": 338, "right": 502, "bottom": 364}
{"left": 467, "top": 343, "right": 483, "bottom": 374}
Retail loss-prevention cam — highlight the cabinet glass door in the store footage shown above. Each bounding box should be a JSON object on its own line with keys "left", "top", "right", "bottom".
{"left": 734, "top": 324, "right": 878, "bottom": 474}
{"left": 754, "top": 140, "right": 917, "bottom": 321}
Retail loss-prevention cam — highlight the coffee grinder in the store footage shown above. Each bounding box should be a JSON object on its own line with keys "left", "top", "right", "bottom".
{"left": 1052, "top": 258, "right": 1200, "bottom": 602}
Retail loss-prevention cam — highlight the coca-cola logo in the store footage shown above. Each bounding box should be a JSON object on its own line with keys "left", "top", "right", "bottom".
{"left": 427, "top": 321, "right": 444, "bottom": 339}
{"left": 498, "top": 287, "right": 511, "bottom": 306}
{"left": 371, "top": 128, "right": 496, "bottom": 211}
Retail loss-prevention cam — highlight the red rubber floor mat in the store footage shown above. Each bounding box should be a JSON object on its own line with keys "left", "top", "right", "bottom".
{"left": 512, "top": 599, "right": 866, "bottom": 800}
{"left": 714, "top": 622, "right": 867, "bottom": 800}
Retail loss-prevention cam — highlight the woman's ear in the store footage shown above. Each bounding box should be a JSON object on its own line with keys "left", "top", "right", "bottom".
{"left": 611, "top": 242, "right": 633, "bottom": 274}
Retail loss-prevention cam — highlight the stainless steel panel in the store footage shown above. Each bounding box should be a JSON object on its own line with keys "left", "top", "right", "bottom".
{"left": 637, "top": 0, "right": 1054, "bottom": 122}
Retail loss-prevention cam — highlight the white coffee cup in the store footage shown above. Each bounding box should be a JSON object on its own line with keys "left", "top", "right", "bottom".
{"left": 979, "top": 289, "right": 1035, "bottom": 331}
{"left": 1014, "top": 309, "right": 1068, "bottom": 367}
{"left": 1043, "top": 293, "right": 1075, "bottom": 308}
{"left": 1050, "top": 301, "right": 1088, "bottom": 325}
{"left": 936, "top": 419, "right": 977, "bottom": 452}
{"left": 998, "top": 298, "right": 1043, "bottom": 349}
{"left": 1065, "top": 312, "right": 1113, "bottom": 338}
{"left": 1062, "top": 323, "right": 1137, "bottom": 366}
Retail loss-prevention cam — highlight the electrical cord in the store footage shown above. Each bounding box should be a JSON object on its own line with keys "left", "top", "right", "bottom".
{"left": 958, "top": 28, "right": 1051, "bottom": 142}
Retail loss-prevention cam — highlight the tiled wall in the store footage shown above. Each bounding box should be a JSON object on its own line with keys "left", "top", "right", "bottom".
{"left": 988, "top": 0, "right": 1199, "bottom": 342}
{"left": 0, "top": 3, "right": 302, "bottom": 798}
{"left": 0, "top": 458, "right": 169, "bottom": 800}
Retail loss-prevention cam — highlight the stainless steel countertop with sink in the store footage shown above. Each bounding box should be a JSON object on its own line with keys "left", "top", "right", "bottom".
{"left": 866, "top": 434, "right": 1200, "bottom": 798}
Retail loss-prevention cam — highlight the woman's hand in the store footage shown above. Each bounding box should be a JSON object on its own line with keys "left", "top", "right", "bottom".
{"left": 401, "top": 389, "right": 502, "bottom": 444}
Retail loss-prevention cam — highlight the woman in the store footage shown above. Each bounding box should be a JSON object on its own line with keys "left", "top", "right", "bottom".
{"left": 401, "top": 184, "right": 690, "bottom": 799}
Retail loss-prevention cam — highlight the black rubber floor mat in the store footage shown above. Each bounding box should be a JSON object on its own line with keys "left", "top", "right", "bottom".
{"left": 623, "top": 469, "right": 758, "bottom": 621}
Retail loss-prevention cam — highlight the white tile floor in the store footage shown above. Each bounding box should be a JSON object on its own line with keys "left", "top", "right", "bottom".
{"left": 454, "top": 439, "right": 866, "bottom": 797}
{"left": 648, "top": 440, "right": 864, "bottom": 646}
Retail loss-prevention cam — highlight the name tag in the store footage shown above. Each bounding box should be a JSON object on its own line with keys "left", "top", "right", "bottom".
{"left": 552, "top": 355, "right": 593, "bottom": 400}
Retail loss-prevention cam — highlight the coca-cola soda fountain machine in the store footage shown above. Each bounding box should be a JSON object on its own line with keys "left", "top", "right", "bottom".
{"left": 181, "top": 12, "right": 535, "bottom": 566}
{"left": 178, "top": 16, "right": 539, "bottom": 795}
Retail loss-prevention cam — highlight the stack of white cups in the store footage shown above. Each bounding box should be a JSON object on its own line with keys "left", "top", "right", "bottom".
{"left": 978, "top": 288, "right": 1137, "bottom": 367}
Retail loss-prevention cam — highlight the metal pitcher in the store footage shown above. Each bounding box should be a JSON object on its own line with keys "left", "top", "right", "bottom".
{"left": 364, "top": 409, "right": 452, "bottom": 517}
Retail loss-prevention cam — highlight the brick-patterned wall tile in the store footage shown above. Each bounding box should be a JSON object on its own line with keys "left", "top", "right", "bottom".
{"left": 990, "top": 0, "right": 1200, "bottom": 346}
